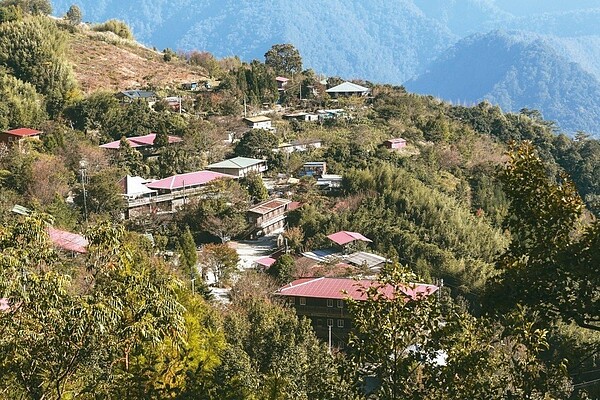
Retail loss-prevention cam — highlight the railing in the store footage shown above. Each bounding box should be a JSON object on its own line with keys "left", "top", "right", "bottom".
{"left": 125, "top": 186, "right": 209, "bottom": 208}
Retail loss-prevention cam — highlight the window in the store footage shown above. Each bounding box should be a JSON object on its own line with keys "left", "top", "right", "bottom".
{"left": 299, "top": 297, "right": 306, "bottom": 306}
{"left": 338, "top": 341, "right": 345, "bottom": 350}
{"left": 337, "top": 299, "right": 344, "bottom": 308}
{"left": 289, "top": 297, "right": 295, "bottom": 305}
{"left": 327, "top": 299, "right": 334, "bottom": 307}
{"left": 337, "top": 319, "right": 344, "bottom": 328}
{"left": 327, "top": 319, "right": 333, "bottom": 327}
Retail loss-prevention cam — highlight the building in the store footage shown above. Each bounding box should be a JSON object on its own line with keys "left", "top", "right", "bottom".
{"left": 115, "top": 90, "right": 157, "bottom": 105}
{"left": 207, "top": 156, "right": 268, "bottom": 178}
{"left": 299, "top": 161, "right": 327, "bottom": 177}
{"left": 275, "top": 139, "right": 323, "bottom": 154}
{"left": 316, "top": 174, "right": 343, "bottom": 190}
{"left": 47, "top": 226, "right": 88, "bottom": 254}
{"left": 282, "top": 112, "right": 319, "bottom": 122}
{"left": 122, "top": 170, "right": 233, "bottom": 215}
{"left": 326, "top": 82, "right": 370, "bottom": 98}
{"left": 276, "top": 76, "right": 289, "bottom": 91}
{"left": 244, "top": 115, "right": 273, "bottom": 131}
{"left": 181, "top": 82, "right": 199, "bottom": 91}
{"left": 277, "top": 277, "right": 438, "bottom": 347}
{"left": 247, "top": 198, "right": 293, "bottom": 236}
{"left": 384, "top": 138, "right": 407, "bottom": 150}
{"left": 118, "top": 175, "right": 157, "bottom": 218}
{"left": 0, "top": 128, "right": 42, "bottom": 149}
{"left": 100, "top": 133, "right": 182, "bottom": 156}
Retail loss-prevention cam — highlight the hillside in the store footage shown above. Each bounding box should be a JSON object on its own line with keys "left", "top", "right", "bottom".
{"left": 67, "top": 28, "right": 208, "bottom": 93}
{"left": 405, "top": 30, "right": 600, "bottom": 135}
{"left": 52, "top": 0, "right": 456, "bottom": 83}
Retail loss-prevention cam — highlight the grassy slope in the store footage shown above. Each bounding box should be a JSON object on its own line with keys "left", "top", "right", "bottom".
{"left": 66, "top": 27, "right": 209, "bottom": 93}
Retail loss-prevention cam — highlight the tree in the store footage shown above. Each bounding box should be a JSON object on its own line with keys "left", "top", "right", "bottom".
{"left": 267, "top": 254, "right": 295, "bottom": 284}
{"left": 179, "top": 226, "right": 197, "bottom": 273}
{"left": 484, "top": 142, "right": 599, "bottom": 332}
{"left": 241, "top": 171, "right": 268, "bottom": 202}
{"left": 0, "top": 16, "right": 77, "bottom": 117}
{"left": 264, "top": 43, "right": 303, "bottom": 76}
{"left": 114, "top": 136, "right": 148, "bottom": 176}
{"left": 73, "top": 167, "right": 125, "bottom": 217}
{"left": 153, "top": 128, "right": 170, "bottom": 148}
{"left": 0, "top": 215, "right": 187, "bottom": 398}
{"left": 200, "top": 243, "right": 239, "bottom": 286}
{"left": 0, "top": 72, "right": 46, "bottom": 130}
{"left": 65, "top": 4, "right": 81, "bottom": 25}
{"left": 1, "top": 0, "right": 51, "bottom": 15}
{"left": 345, "top": 265, "right": 572, "bottom": 399}
{"left": 234, "top": 128, "right": 278, "bottom": 159}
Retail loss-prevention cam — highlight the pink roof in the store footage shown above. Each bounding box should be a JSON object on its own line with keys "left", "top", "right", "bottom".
{"left": 278, "top": 277, "right": 438, "bottom": 301}
{"left": 327, "top": 231, "right": 372, "bottom": 246}
{"left": 100, "top": 133, "right": 182, "bottom": 149}
{"left": 4, "top": 128, "right": 42, "bottom": 137}
{"left": 0, "top": 298, "right": 9, "bottom": 312}
{"left": 145, "top": 170, "right": 231, "bottom": 190}
{"left": 255, "top": 257, "right": 277, "bottom": 268}
{"left": 276, "top": 76, "right": 289, "bottom": 82}
{"left": 47, "top": 226, "right": 88, "bottom": 254}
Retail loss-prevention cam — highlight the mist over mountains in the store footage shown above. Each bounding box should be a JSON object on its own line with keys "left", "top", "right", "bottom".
{"left": 52, "top": 0, "right": 600, "bottom": 135}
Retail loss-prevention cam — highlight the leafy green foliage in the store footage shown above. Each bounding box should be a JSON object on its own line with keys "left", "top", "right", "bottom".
{"left": 200, "top": 243, "right": 239, "bottom": 286}
{"left": 0, "top": 15, "right": 77, "bottom": 117}
{"left": 0, "top": 72, "right": 46, "bottom": 129}
{"left": 0, "top": 215, "right": 186, "bottom": 398}
{"left": 346, "top": 265, "right": 572, "bottom": 399}
{"left": 65, "top": 4, "right": 81, "bottom": 25}
{"left": 485, "top": 142, "right": 599, "bottom": 333}
{"left": 241, "top": 171, "right": 268, "bottom": 203}
{"left": 92, "top": 18, "right": 133, "bottom": 39}
{"left": 264, "top": 43, "right": 303, "bottom": 75}
{"left": 267, "top": 254, "right": 295, "bottom": 284}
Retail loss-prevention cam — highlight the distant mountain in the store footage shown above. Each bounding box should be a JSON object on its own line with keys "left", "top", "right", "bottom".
{"left": 405, "top": 31, "right": 600, "bottom": 135}
{"left": 50, "top": 1, "right": 600, "bottom": 135}
{"left": 51, "top": 0, "right": 456, "bottom": 83}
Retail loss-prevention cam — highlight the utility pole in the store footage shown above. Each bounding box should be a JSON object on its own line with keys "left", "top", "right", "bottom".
{"left": 79, "top": 160, "right": 88, "bottom": 224}
{"left": 328, "top": 325, "right": 332, "bottom": 354}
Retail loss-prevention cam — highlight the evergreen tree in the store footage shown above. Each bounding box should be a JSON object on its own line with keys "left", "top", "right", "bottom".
{"left": 65, "top": 4, "right": 81, "bottom": 25}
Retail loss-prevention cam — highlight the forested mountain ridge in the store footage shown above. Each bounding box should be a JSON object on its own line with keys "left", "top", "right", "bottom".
{"left": 405, "top": 30, "right": 600, "bottom": 135}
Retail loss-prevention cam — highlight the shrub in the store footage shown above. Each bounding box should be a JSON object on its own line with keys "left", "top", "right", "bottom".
{"left": 91, "top": 19, "right": 133, "bottom": 40}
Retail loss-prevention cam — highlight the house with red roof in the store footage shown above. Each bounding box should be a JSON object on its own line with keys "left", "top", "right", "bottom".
{"left": 100, "top": 133, "right": 182, "bottom": 156}
{"left": 0, "top": 128, "right": 43, "bottom": 150}
{"left": 118, "top": 169, "right": 235, "bottom": 218}
{"left": 47, "top": 226, "right": 88, "bottom": 254}
{"left": 277, "top": 277, "right": 438, "bottom": 348}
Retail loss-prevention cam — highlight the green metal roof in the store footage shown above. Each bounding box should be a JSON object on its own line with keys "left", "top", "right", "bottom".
{"left": 207, "top": 156, "right": 265, "bottom": 169}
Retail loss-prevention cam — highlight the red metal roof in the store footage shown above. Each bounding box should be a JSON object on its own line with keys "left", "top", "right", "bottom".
{"left": 327, "top": 231, "right": 372, "bottom": 245}
{"left": 255, "top": 257, "right": 277, "bottom": 268}
{"left": 278, "top": 277, "right": 438, "bottom": 301}
{"left": 100, "top": 133, "right": 182, "bottom": 149}
{"left": 3, "top": 128, "right": 42, "bottom": 137}
{"left": 145, "top": 170, "right": 231, "bottom": 190}
{"left": 47, "top": 227, "right": 88, "bottom": 254}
